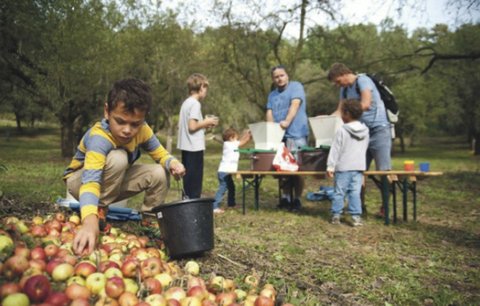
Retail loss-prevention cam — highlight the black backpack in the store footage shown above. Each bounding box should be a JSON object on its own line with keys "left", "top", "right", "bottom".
{"left": 342, "top": 73, "right": 399, "bottom": 123}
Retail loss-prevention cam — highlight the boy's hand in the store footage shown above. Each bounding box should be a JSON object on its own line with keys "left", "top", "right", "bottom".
{"left": 327, "top": 170, "right": 334, "bottom": 178}
{"left": 73, "top": 214, "right": 100, "bottom": 256}
{"left": 170, "top": 162, "right": 186, "bottom": 179}
{"left": 205, "top": 116, "right": 219, "bottom": 128}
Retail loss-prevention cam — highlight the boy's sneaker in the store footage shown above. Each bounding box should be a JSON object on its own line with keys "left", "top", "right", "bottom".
{"left": 213, "top": 208, "right": 225, "bottom": 214}
{"left": 331, "top": 215, "right": 341, "bottom": 225}
{"left": 352, "top": 216, "right": 364, "bottom": 227}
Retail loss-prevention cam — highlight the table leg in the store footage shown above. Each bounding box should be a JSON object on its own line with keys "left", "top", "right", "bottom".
{"left": 381, "top": 175, "right": 390, "bottom": 225}
{"left": 403, "top": 179, "right": 408, "bottom": 221}
{"left": 413, "top": 181, "right": 417, "bottom": 221}
{"left": 254, "top": 175, "right": 259, "bottom": 211}
{"left": 392, "top": 181, "right": 397, "bottom": 223}
{"left": 242, "top": 176, "right": 246, "bottom": 215}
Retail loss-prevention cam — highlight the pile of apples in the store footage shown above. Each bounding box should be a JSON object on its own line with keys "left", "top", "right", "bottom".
{"left": 0, "top": 212, "right": 293, "bottom": 306}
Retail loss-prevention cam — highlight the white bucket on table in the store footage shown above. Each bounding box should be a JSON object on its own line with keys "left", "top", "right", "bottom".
{"left": 308, "top": 115, "right": 343, "bottom": 147}
{"left": 248, "top": 121, "right": 285, "bottom": 150}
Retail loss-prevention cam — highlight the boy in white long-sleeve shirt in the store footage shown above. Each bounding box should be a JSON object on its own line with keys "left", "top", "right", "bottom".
{"left": 327, "top": 99, "right": 369, "bottom": 226}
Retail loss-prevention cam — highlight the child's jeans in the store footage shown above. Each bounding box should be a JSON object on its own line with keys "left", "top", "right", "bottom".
{"left": 213, "top": 172, "right": 235, "bottom": 209}
{"left": 331, "top": 171, "right": 363, "bottom": 216}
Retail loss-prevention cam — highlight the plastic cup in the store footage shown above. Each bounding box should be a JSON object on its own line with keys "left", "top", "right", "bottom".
{"left": 404, "top": 160, "right": 415, "bottom": 171}
{"left": 419, "top": 162, "right": 430, "bottom": 172}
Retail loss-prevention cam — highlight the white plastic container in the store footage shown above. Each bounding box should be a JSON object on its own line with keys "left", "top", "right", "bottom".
{"left": 308, "top": 115, "right": 343, "bottom": 147}
{"left": 248, "top": 122, "right": 285, "bottom": 150}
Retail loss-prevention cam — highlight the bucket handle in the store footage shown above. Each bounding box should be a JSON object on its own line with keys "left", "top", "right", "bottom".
{"left": 176, "top": 179, "right": 189, "bottom": 200}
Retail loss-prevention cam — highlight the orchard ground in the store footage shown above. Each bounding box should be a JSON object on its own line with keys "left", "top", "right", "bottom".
{"left": 0, "top": 123, "right": 479, "bottom": 305}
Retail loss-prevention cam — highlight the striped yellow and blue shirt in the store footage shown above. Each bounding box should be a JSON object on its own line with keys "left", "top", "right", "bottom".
{"left": 63, "top": 119, "right": 177, "bottom": 220}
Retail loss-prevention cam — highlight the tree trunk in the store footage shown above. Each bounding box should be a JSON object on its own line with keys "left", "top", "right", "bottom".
{"left": 474, "top": 133, "right": 480, "bottom": 155}
{"left": 166, "top": 116, "right": 175, "bottom": 153}
{"left": 58, "top": 100, "right": 77, "bottom": 158}
{"left": 14, "top": 111, "right": 23, "bottom": 133}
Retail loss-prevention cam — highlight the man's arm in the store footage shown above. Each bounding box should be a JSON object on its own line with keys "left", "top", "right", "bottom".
{"left": 359, "top": 88, "right": 372, "bottom": 111}
{"left": 280, "top": 98, "right": 301, "bottom": 129}
{"left": 266, "top": 109, "right": 274, "bottom": 122}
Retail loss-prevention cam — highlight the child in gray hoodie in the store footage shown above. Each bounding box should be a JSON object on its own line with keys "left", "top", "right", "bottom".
{"left": 327, "top": 99, "right": 369, "bottom": 226}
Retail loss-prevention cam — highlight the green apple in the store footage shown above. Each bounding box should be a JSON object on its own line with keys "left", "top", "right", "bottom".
{"left": 184, "top": 260, "right": 200, "bottom": 276}
{"left": 86, "top": 272, "right": 106, "bottom": 295}
{"left": 2, "top": 293, "right": 30, "bottom": 306}
{"left": 154, "top": 272, "right": 173, "bottom": 289}
{"left": 123, "top": 278, "right": 139, "bottom": 294}
{"left": 104, "top": 267, "right": 123, "bottom": 279}
{"left": 52, "top": 263, "right": 75, "bottom": 282}
{"left": 0, "top": 234, "right": 14, "bottom": 257}
{"left": 145, "top": 293, "right": 167, "bottom": 306}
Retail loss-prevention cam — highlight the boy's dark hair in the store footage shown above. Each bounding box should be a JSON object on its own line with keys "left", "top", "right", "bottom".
{"left": 222, "top": 127, "right": 238, "bottom": 141}
{"left": 107, "top": 79, "right": 152, "bottom": 113}
{"left": 187, "top": 73, "right": 209, "bottom": 94}
{"left": 342, "top": 99, "right": 363, "bottom": 120}
{"left": 327, "top": 63, "right": 353, "bottom": 81}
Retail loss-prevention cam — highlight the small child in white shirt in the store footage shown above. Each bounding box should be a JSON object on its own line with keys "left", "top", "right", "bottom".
{"left": 213, "top": 128, "right": 251, "bottom": 214}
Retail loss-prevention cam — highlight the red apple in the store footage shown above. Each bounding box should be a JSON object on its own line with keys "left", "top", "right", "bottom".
{"left": 167, "top": 299, "right": 181, "bottom": 306}
{"left": 141, "top": 257, "right": 163, "bottom": 279}
{"left": 45, "top": 291, "right": 70, "bottom": 306}
{"left": 164, "top": 286, "right": 186, "bottom": 302}
{"left": 65, "top": 283, "right": 91, "bottom": 300}
{"left": 29, "top": 258, "right": 47, "bottom": 271}
{"left": 75, "top": 260, "right": 97, "bottom": 277}
{"left": 4, "top": 254, "right": 30, "bottom": 278}
{"left": 46, "top": 257, "right": 64, "bottom": 275}
{"left": 187, "top": 276, "right": 206, "bottom": 290}
{"left": 186, "top": 285, "right": 208, "bottom": 300}
{"left": 118, "top": 291, "right": 139, "bottom": 306}
{"left": 0, "top": 282, "right": 21, "bottom": 298}
{"left": 71, "top": 298, "right": 91, "bottom": 306}
{"left": 254, "top": 296, "right": 274, "bottom": 306}
{"left": 23, "top": 274, "right": 51, "bottom": 303}
{"left": 99, "top": 261, "right": 120, "bottom": 273}
{"left": 31, "top": 224, "right": 48, "bottom": 237}
{"left": 138, "top": 236, "right": 149, "bottom": 248}
{"left": 145, "top": 248, "right": 160, "bottom": 259}
{"left": 44, "top": 244, "right": 59, "bottom": 258}
{"left": 105, "top": 276, "right": 125, "bottom": 298}
{"left": 31, "top": 246, "right": 47, "bottom": 261}
{"left": 143, "top": 277, "right": 162, "bottom": 294}
{"left": 55, "top": 212, "right": 66, "bottom": 222}
{"left": 215, "top": 292, "right": 237, "bottom": 305}
{"left": 14, "top": 244, "right": 31, "bottom": 259}
{"left": 121, "top": 258, "right": 139, "bottom": 278}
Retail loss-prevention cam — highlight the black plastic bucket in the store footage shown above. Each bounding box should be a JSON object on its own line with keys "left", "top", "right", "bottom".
{"left": 151, "top": 198, "right": 214, "bottom": 258}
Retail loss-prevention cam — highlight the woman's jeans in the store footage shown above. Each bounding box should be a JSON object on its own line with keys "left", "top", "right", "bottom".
{"left": 331, "top": 171, "right": 363, "bottom": 216}
{"left": 213, "top": 172, "right": 235, "bottom": 209}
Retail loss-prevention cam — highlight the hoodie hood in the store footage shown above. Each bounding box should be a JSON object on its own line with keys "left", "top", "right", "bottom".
{"left": 343, "top": 121, "right": 369, "bottom": 140}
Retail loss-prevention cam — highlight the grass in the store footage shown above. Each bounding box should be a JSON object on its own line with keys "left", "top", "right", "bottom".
{"left": 0, "top": 124, "right": 479, "bottom": 305}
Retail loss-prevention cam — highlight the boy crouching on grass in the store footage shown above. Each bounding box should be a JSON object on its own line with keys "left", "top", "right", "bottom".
{"left": 327, "top": 99, "right": 369, "bottom": 226}
{"left": 64, "top": 78, "right": 186, "bottom": 255}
